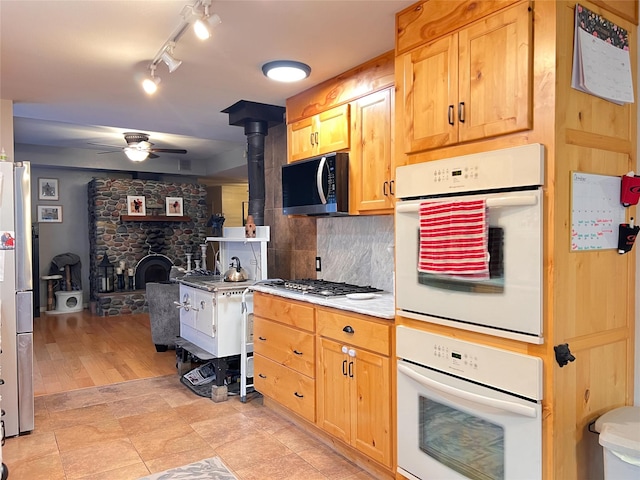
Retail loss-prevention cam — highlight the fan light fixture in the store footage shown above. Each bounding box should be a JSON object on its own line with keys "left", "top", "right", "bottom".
{"left": 124, "top": 147, "right": 150, "bottom": 162}
{"left": 262, "top": 60, "right": 311, "bottom": 83}
{"left": 139, "top": 0, "right": 221, "bottom": 95}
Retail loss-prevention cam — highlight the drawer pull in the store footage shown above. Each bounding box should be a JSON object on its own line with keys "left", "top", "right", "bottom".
{"left": 294, "top": 392, "right": 304, "bottom": 398}
{"left": 293, "top": 349, "right": 303, "bottom": 355}
{"left": 258, "top": 373, "right": 267, "bottom": 379}
{"left": 343, "top": 325, "right": 354, "bottom": 334}
{"left": 258, "top": 336, "right": 267, "bottom": 341}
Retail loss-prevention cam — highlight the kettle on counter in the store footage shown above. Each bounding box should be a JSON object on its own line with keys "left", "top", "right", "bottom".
{"left": 223, "top": 256, "right": 249, "bottom": 282}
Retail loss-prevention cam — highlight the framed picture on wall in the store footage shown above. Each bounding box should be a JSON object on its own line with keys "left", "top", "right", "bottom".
{"left": 126, "top": 195, "right": 146, "bottom": 216}
{"left": 38, "top": 178, "right": 59, "bottom": 200}
{"left": 37, "top": 205, "right": 63, "bottom": 223}
{"left": 166, "top": 197, "right": 183, "bottom": 216}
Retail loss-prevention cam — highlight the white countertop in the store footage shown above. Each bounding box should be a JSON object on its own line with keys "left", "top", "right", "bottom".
{"left": 250, "top": 284, "right": 395, "bottom": 320}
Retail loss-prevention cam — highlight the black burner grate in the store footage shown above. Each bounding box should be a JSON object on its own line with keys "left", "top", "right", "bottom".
{"left": 272, "top": 279, "right": 382, "bottom": 297}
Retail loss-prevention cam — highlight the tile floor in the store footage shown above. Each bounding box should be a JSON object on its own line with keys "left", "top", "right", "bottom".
{"left": 3, "top": 375, "right": 377, "bottom": 480}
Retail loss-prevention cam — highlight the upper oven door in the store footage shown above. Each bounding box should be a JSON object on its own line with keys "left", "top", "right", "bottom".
{"left": 395, "top": 188, "right": 543, "bottom": 343}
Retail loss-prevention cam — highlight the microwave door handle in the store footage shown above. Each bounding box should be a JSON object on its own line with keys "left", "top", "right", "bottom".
{"left": 397, "top": 363, "right": 538, "bottom": 418}
{"left": 395, "top": 194, "right": 538, "bottom": 214}
{"left": 316, "top": 156, "right": 328, "bottom": 204}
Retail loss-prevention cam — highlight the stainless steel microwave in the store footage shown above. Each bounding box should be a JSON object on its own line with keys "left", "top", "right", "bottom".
{"left": 282, "top": 152, "right": 349, "bottom": 216}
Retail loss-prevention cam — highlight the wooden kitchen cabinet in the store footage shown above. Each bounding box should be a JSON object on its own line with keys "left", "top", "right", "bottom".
{"left": 253, "top": 293, "right": 316, "bottom": 422}
{"left": 349, "top": 87, "right": 395, "bottom": 213}
{"left": 400, "top": 1, "right": 532, "bottom": 153}
{"left": 287, "top": 104, "right": 350, "bottom": 162}
{"left": 316, "top": 309, "right": 392, "bottom": 468}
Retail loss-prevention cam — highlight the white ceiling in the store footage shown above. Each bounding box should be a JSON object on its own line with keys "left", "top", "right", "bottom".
{"left": 0, "top": 0, "right": 412, "bottom": 180}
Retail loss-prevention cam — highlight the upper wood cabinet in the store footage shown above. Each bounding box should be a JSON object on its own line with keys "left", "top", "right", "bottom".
{"left": 350, "top": 88, "right": 395, "bottom": 213}
{"left": 287, "top": 104, "right": 350, "bottom": 162}
{"left": 400, "top": 1, "right": 532, "bottom": 153}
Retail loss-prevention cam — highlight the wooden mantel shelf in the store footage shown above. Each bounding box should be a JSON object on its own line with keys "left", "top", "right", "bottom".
{"left": 120, "top": 215, "right": 191, "bottom": 222}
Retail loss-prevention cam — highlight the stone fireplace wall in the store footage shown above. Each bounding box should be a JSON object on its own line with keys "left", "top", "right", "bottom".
{"left": 88, "top": 178, "right": 208, "bottom": 316}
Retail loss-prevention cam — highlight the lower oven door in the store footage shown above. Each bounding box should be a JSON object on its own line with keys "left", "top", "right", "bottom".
{"left": 397, "top": 359, "right": 542, "bottom": 480}
{"left": 395, "top": 188, "right": 543, "bottom": 343}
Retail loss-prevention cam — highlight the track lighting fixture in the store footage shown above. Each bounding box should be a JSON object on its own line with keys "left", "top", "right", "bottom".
{"left": 160, "top": 43, "right": 182, "bottom": 73}
{"left": 139, "top": 0, "right": 221, "bottom": 95}
{"left": 262, "top": 60, "right": 311, "bottom": 82}
{"left": 194, "top": 12, "right": 221, "bottom": 40}
{"left": 141, "top": 65, "right": 161, "bottom": 94}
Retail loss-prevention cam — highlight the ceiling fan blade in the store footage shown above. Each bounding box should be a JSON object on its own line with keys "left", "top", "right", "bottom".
{"left": 96, "top": 150, "right": 123, "bottom": 154}
{"left": 148, "top": 153, "right": 160, "bottom": 159}
{"left": 150, "top": 148, "right": 187, "bottom": 154}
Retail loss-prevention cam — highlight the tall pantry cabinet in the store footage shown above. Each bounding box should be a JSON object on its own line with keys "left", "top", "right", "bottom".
{"left": 394, "top": 1, "right": 637, "bottom": 479}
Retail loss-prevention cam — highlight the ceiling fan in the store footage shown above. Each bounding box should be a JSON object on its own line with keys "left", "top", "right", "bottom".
{"left": 95, "top": 132, "right": 188, "bottom": 162}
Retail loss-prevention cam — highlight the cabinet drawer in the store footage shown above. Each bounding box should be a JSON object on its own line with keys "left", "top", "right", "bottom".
{"left": 254, "top": 354, "right": 315, "bottom": 423}
{"left": 254, "top": 293, "right": 315, "bottom": 332}
{"left": 317, "top": 310, "right": 390, "bottom": 355}
{"left": 254, "top": 317, "right": 315, "bottom": 377}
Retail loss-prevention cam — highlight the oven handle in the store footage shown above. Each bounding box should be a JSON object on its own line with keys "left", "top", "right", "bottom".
{"left": 397, "top": 363, "right": 538, "bottom": 418}
{"left": 395, "top": 194, "right": 538, "bottom": 213}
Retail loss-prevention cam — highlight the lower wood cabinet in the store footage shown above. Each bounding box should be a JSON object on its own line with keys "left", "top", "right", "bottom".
{"left": 253, "top": 353, "right": 315, "bottom": 422}
{"left": 316, "top": 309, "right": 393, "bottom": 468}
{"left": 253, "top": 293, "right": 393, "bottom": 471}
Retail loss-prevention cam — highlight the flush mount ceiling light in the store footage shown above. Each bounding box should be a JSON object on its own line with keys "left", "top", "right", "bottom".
{"left": 262, "top": 60, "right": 311, "bottom": 82}
{"left": 141, "top": 65, "right": 161, "bottom": 94}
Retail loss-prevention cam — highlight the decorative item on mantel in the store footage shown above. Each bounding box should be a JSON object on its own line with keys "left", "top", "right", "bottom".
{"left": 200, "top": 243, "right": 208, "bottom": 270}
{"left": 98, "top": 255, "right": 115, "bottom": 293}
{"left": 245, "top": 215, "right": 256, "bottom": 238}
{"left": 185, "top": 244, "right": 193, "bottom": 272}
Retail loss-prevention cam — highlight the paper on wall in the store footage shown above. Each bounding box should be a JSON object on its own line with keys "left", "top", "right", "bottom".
{"left": 571, "top": 3, "right": 634, "bottom": 105}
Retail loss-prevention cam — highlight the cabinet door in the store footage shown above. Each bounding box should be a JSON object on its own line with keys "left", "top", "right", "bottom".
{"left": 458, "top": 1, "right": 532, "bottom": 142}
{"left": 351, "top": 88, "right": 394, "bottom": 213}
{"left": 351, "top": 348, "right": 392, "bottom": 467}
{"left": 402, "top": 33, "right": 458, "bottom": 153}
{"left": 316, "top": 337, "right": 350, "bottom": 443}
{"left": 288, "top": 117, "right": 316, "bottom": 162}
{"left": 316, "top": 104, "right": 350, "bottom": 156}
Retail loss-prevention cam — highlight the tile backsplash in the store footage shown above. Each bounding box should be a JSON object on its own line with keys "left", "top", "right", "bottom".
{"left": 317, "top": 215, "right": 394, "bottom": 292}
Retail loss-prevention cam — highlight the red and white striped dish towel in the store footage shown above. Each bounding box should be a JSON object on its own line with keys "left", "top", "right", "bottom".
{"left": 418, "top": 199, "right": 489, "bottom": 280}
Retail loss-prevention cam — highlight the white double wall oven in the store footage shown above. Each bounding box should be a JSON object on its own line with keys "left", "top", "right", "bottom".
{"left": 394, "top": 144, "right": 546, "bottom": 480}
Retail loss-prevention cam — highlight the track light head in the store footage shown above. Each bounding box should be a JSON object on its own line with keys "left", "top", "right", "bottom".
{"left": 142, "top": 65, "right": 161, "bottom": 94}
{"left": 193, "top": 12, "right": 221, "bottom": 40}
{"left": 160, "top": 44, "right": 182, "bottom": 73}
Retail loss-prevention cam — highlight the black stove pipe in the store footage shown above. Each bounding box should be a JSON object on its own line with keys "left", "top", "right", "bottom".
{"left": 245, "top": 120, "right": 267, "bottom": 226}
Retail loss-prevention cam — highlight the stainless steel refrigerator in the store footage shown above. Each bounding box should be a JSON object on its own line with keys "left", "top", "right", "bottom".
{"left": 0, "top": 161, "right": 34, "bottom": 437}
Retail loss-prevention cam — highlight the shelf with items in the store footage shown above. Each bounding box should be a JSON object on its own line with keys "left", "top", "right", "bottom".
{"left": 121, "top": 215, "right": 191, "bottom": 222}
{"left": 206, "top": 226, "right": 270, "bottom": 282}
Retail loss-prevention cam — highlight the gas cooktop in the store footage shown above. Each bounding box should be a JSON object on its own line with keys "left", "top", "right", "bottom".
{"left": 264, "top": 279, "right": 382, "bottom": 297}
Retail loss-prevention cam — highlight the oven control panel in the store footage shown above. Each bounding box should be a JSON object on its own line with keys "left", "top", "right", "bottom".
{"left": 433, "top": 164, "right": 480, "bottom": 186}
{"left": 397, "top": 326, "right": 543, "bottom": 400}
{"left": 395, "top": 143, "right": 544, "bottom": 199}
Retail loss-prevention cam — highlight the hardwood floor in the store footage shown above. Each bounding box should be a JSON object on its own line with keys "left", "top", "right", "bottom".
{"left": 34, "top": 310, "right": 177, "bottom": 396}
